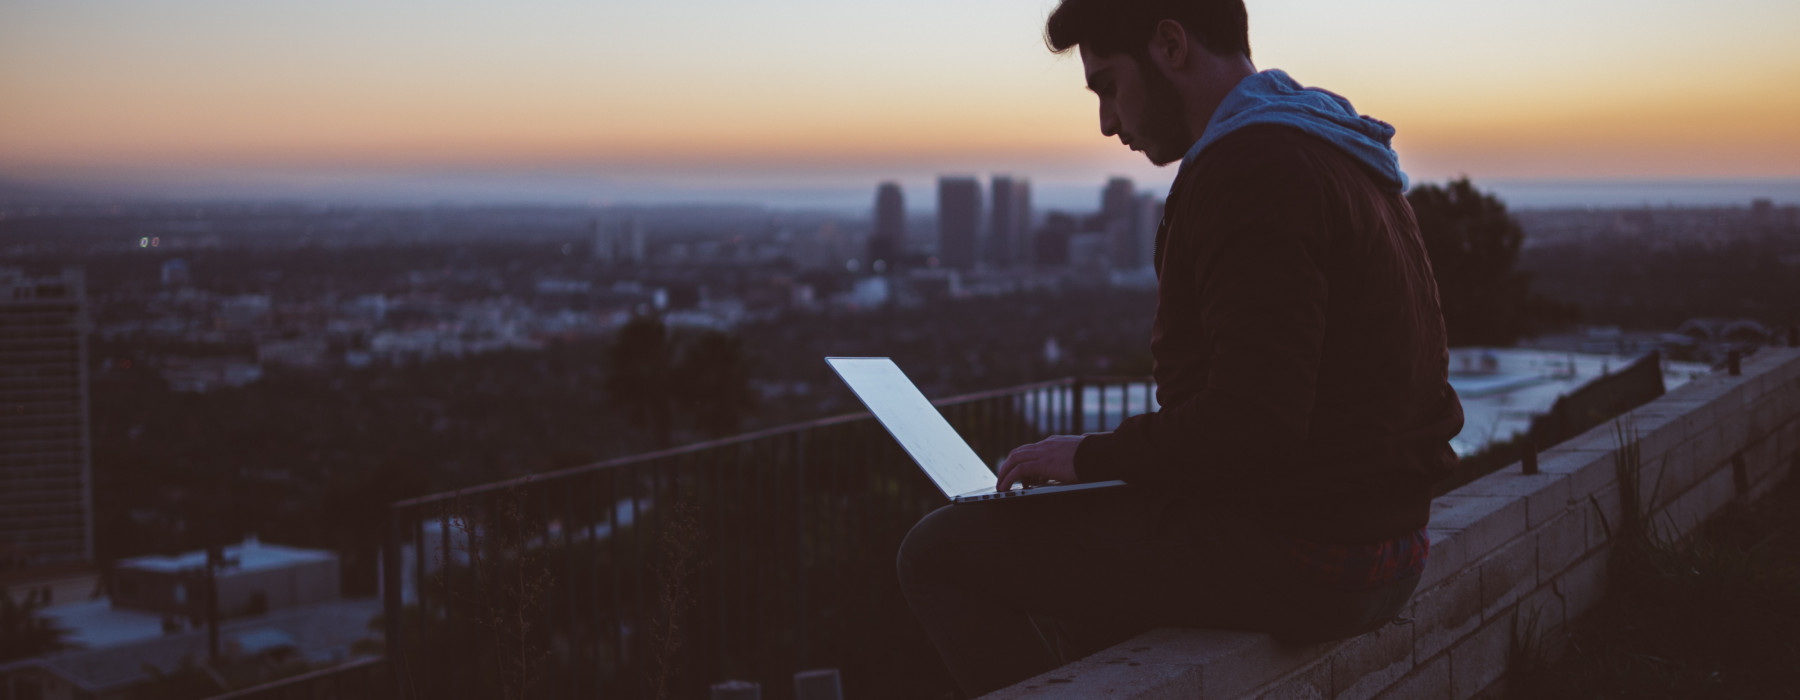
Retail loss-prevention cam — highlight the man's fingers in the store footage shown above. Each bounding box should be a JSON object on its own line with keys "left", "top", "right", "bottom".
{"left": 997, "top": 440, "right": 1058, "bottom": 491}
{"left": 997, "top": 446, "right": 1032, "bottom": 486}
{"left": 996, "top": 457, "right": 1019, "bottom": 491}
{"left": 997, "top": 457, "right": 1035, "bottom": 492}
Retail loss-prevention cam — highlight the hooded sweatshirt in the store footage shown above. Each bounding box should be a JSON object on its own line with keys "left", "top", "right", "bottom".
{"left": 1182, "top": 69, "right": 1408, "bottom": 192}
{"left": 1073, "top": 71, "right": 1464, "bottom": 544}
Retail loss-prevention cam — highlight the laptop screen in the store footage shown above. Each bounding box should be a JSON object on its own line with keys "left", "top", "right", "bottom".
{"left": 826, "top": 357, "right": 997, "bottom": 499}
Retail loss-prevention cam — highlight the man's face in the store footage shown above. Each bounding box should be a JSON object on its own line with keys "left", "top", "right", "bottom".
{"left": 1079, "top": 45, "right": 1193, "bottom": 166}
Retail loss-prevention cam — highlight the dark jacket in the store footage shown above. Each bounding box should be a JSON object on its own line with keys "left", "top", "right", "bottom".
{"left": 1074, "top": 124, "right": 1464, "bottom": 544}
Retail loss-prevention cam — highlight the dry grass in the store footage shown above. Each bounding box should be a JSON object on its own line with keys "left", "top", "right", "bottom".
{"left": 1508, "top": 444, "right": 1800, "bottom": 699}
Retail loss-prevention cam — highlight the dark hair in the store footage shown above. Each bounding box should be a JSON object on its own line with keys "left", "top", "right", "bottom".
{"left": 1045, "top": 0, "right": 1250, "bottom": 61}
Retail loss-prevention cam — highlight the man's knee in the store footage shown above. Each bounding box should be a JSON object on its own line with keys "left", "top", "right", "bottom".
{"left": 896, "top": 505, "right": 976, "bottom": 586}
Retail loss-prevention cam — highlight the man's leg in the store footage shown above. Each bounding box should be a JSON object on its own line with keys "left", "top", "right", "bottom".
{"left": 895, "top": 487, "right": 1266, "bottom": 696}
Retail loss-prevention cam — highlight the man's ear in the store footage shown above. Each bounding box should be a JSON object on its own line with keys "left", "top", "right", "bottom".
{"left": 1147, "top": 18, "right": 1189, "bottom": 71}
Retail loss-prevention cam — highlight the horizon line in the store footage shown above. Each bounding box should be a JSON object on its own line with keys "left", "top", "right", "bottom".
{"left": 4, "top": 174, "right": 1800, "bottom": 213}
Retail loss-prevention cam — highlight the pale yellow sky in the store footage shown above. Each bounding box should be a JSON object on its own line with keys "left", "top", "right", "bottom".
{"left": 2, "top": 0, "right": 1797, "bottom": 198}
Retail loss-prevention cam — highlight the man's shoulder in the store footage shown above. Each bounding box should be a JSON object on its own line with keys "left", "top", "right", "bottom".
{"left": 1176, "top": 123, "right": 1399, "bottom": 209}
{"left": 1205, "top": 122, "right": 1340, "bottom": 163}
{"left": 1173, "top": 124, "right": 1335, "bottom": 202}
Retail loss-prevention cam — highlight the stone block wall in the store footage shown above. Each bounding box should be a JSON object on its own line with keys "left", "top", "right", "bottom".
{"left": 984, "top": 348, "right": 1800, "bottom": 699}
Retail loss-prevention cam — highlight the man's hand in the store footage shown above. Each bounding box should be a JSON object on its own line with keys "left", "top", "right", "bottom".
{"left": 996, "top": 435, "right": 1084, "bottom": 492}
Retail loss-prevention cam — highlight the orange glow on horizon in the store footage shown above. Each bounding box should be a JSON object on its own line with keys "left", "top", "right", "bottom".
{"left": 4, "top": 0, "right": 1799, "bottom": 186}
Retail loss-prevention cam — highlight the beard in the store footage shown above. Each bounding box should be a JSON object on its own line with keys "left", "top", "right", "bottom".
{"left": 1137, "top": 60, "right": 1195, "bottom": 166}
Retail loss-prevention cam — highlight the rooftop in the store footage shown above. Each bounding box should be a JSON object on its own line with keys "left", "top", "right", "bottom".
{"left": 117, "top": 536, "right": 334, "bottom": 576}
{"left": 1, "top": 598, "right": 379, "bottom": 695}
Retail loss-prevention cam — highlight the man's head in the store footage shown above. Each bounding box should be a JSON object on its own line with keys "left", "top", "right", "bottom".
{"left": 1046, "top": 0, "right": 1256, "bottom": 166}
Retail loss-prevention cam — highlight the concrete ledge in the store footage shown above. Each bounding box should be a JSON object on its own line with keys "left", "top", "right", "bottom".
{"left": 980, "top": 349, "right": 1800, "bottom": 700}
{"left": 984, "top": 628, "right": 1334, "bottom": 699}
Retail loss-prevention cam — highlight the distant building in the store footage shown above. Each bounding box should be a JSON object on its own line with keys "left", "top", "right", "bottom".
{"left": 988, "top": 176, "right": 1031, "bottom": 269}
{"left": 0, "top": 267, "right": 93, "bottom": 568}
{"left": 1033, "top": 212, "right": 1078, "bottom": 267}
{"left": 0, "top": 598, "right": 378, "bottom": 700}
{"left": 1751, "top": 198, "right": 1774, "bottom": 225}
{"left": 905, "top": 268, "right": 964, "bottom": 300}
{"left": 592, "top": 219, "right": 608, "bottom": 262}
{"left": 799, "top": 222, "right": 855, "bottom": 272}
{"left": 1676, "top": 317, "right": 1771, "bottom": 346}
{"left": 1069, "top": 232, "right": 1112, "bottom": 270}
{"left": 160, "top": 357, "right": 264, "bottom": 393}
{"left": 159, "top": 259, "right": 190, "bottom": 287}
{"left": 847, "top": 276, "right": 891, "bottom": 308}
{"left": 593, "top": 219, "right": 646, "bottom": 266}
{"left": 255, "top": 338, "right": 329, "bottom": 369}
{"left": 1134, "top": 193, "right": 1164, "bottom": 269}
{"left": 1101, "top": 178, "right": 1141, "bottom": 269}
{"left": 937, "top": 177, "right": 981, "bottom": 270}
{"left": 110, "top": 536, "right": 340, "bottom": 620}
{"left": 218, "top": 295, "right": 271, "bottom": 330}
{"left": 869, "top": 182, "right": 906, "bottom": 269}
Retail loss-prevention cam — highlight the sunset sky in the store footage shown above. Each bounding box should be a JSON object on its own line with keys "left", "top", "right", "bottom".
{"left": 3, "top": 0, "right": 1798, "bottom": 207}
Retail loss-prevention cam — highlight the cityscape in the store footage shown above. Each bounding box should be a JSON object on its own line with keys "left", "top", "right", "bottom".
{"left": 4, "top": 173, "right": 1798, "bottom": 698}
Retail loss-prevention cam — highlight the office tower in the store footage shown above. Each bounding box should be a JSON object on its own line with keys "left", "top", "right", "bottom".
{"left": 937, "top": 177, "right": 981, "bottom": 270}
{"left": 1016, "top": 180, "right": 1033, "bottom": 265}
{"left": 1, "top": 267, "right": 93, "bottom": 566}
{"left": 1134, "top": 193, "right": 1164, "bottom": 269}
{"left": 591, "top": 219, "right": 610, "bottom": 263}
{"left": 1034, "top": 212, "right": 1077, "bottom": 267}
{"left": 594, "top": 219, "right": 646, "bottom": 266}
{"left": 870, "top": 182, "right": 906, "bottom": 269}
{"left": 1102, "top": 178, "right": 1140, "bottom": 269}
{"left": 989, "top": 176, "right": 1032, "bottom": 269}
{"left": 1751, "top": 198, "right": 1775, "bottom": 232}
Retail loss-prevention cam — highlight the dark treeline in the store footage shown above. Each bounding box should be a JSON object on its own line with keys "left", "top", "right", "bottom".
{"left": 1520, "top": 235, "right": 1800, "bottom": 331}
{"left": 1408, "top": 179, "right": 1580, "bottom": 347}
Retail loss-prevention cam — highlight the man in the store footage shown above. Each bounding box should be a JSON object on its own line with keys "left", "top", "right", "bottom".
{"left": 895, "top": 0, "right": 1466, "bottom": 695}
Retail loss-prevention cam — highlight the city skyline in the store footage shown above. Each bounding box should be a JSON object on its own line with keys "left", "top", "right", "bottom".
{"left": 3, "top": 0, "right": 1799, "bottom": 208}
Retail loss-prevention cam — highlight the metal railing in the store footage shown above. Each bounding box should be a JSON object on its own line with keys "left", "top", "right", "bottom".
{"left": 201, "top": 658, "right": 386, "bottom": 700}
{"left": 381, "top": 376, "right": 1157, "bottom": 700}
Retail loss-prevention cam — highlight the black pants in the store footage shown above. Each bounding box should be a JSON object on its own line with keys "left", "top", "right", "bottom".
{"left": 896, "top": 486, "right": 1421, "bottom": 697}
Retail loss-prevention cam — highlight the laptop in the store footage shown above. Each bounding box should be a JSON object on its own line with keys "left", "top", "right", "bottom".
{"left": 826, "top": 357, "right": 1128, "bottom": 504}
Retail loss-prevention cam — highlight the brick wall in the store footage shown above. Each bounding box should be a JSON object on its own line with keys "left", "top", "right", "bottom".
{"left": 984, "top": 348, "right": 1800, "bottom": 699}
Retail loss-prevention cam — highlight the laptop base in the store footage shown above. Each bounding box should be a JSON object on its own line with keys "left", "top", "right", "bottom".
{"left": 951, "top": 479, "right": 1128, "bottom": 504}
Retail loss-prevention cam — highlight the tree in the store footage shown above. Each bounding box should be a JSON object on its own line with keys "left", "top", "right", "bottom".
{"left": 1408, "top": 178, "right": 1578, "bottom": 346}
{"left": 1, "top": 587, "right": 71, "bottom": 663}
{"left": 673, "top": 330, "right": 757, "bottom": 438}
{"left": 606, "top": 316, "right": 677, "bottom": 447}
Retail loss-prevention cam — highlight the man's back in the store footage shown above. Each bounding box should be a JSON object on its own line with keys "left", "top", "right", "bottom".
{"left": 1075, "top": 123, "right": 1465, "bottom": 544}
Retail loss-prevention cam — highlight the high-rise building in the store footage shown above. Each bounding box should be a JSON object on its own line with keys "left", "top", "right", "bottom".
{"left": 592, "top": 219, "right": 613, "bottom": 263}
{"left": 1751, "top": 198, "right": 1776, "bottom": 232}
{"left": 989, "top": 176, "right": 1031, "bottom": 269}
{"left": 870, "top": 182, "right": 906, "bottom": 269}
{"left": 593, "top": 219, "right": 646, "bottom": 266}
{"left": 1102, "top": 178, "right": 1140, "bottom": 269}
{"left": 1, "top": 267, "right": 93, "bottom": 567}
{"left": 937, "top": 177, "right": 981, "bottom": 270}
{"left": 1134, "top": 193, "right": 1164, "bottom": 269}
{"left": 1033, "top": 212, "right": 1078, "bottom": 267}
